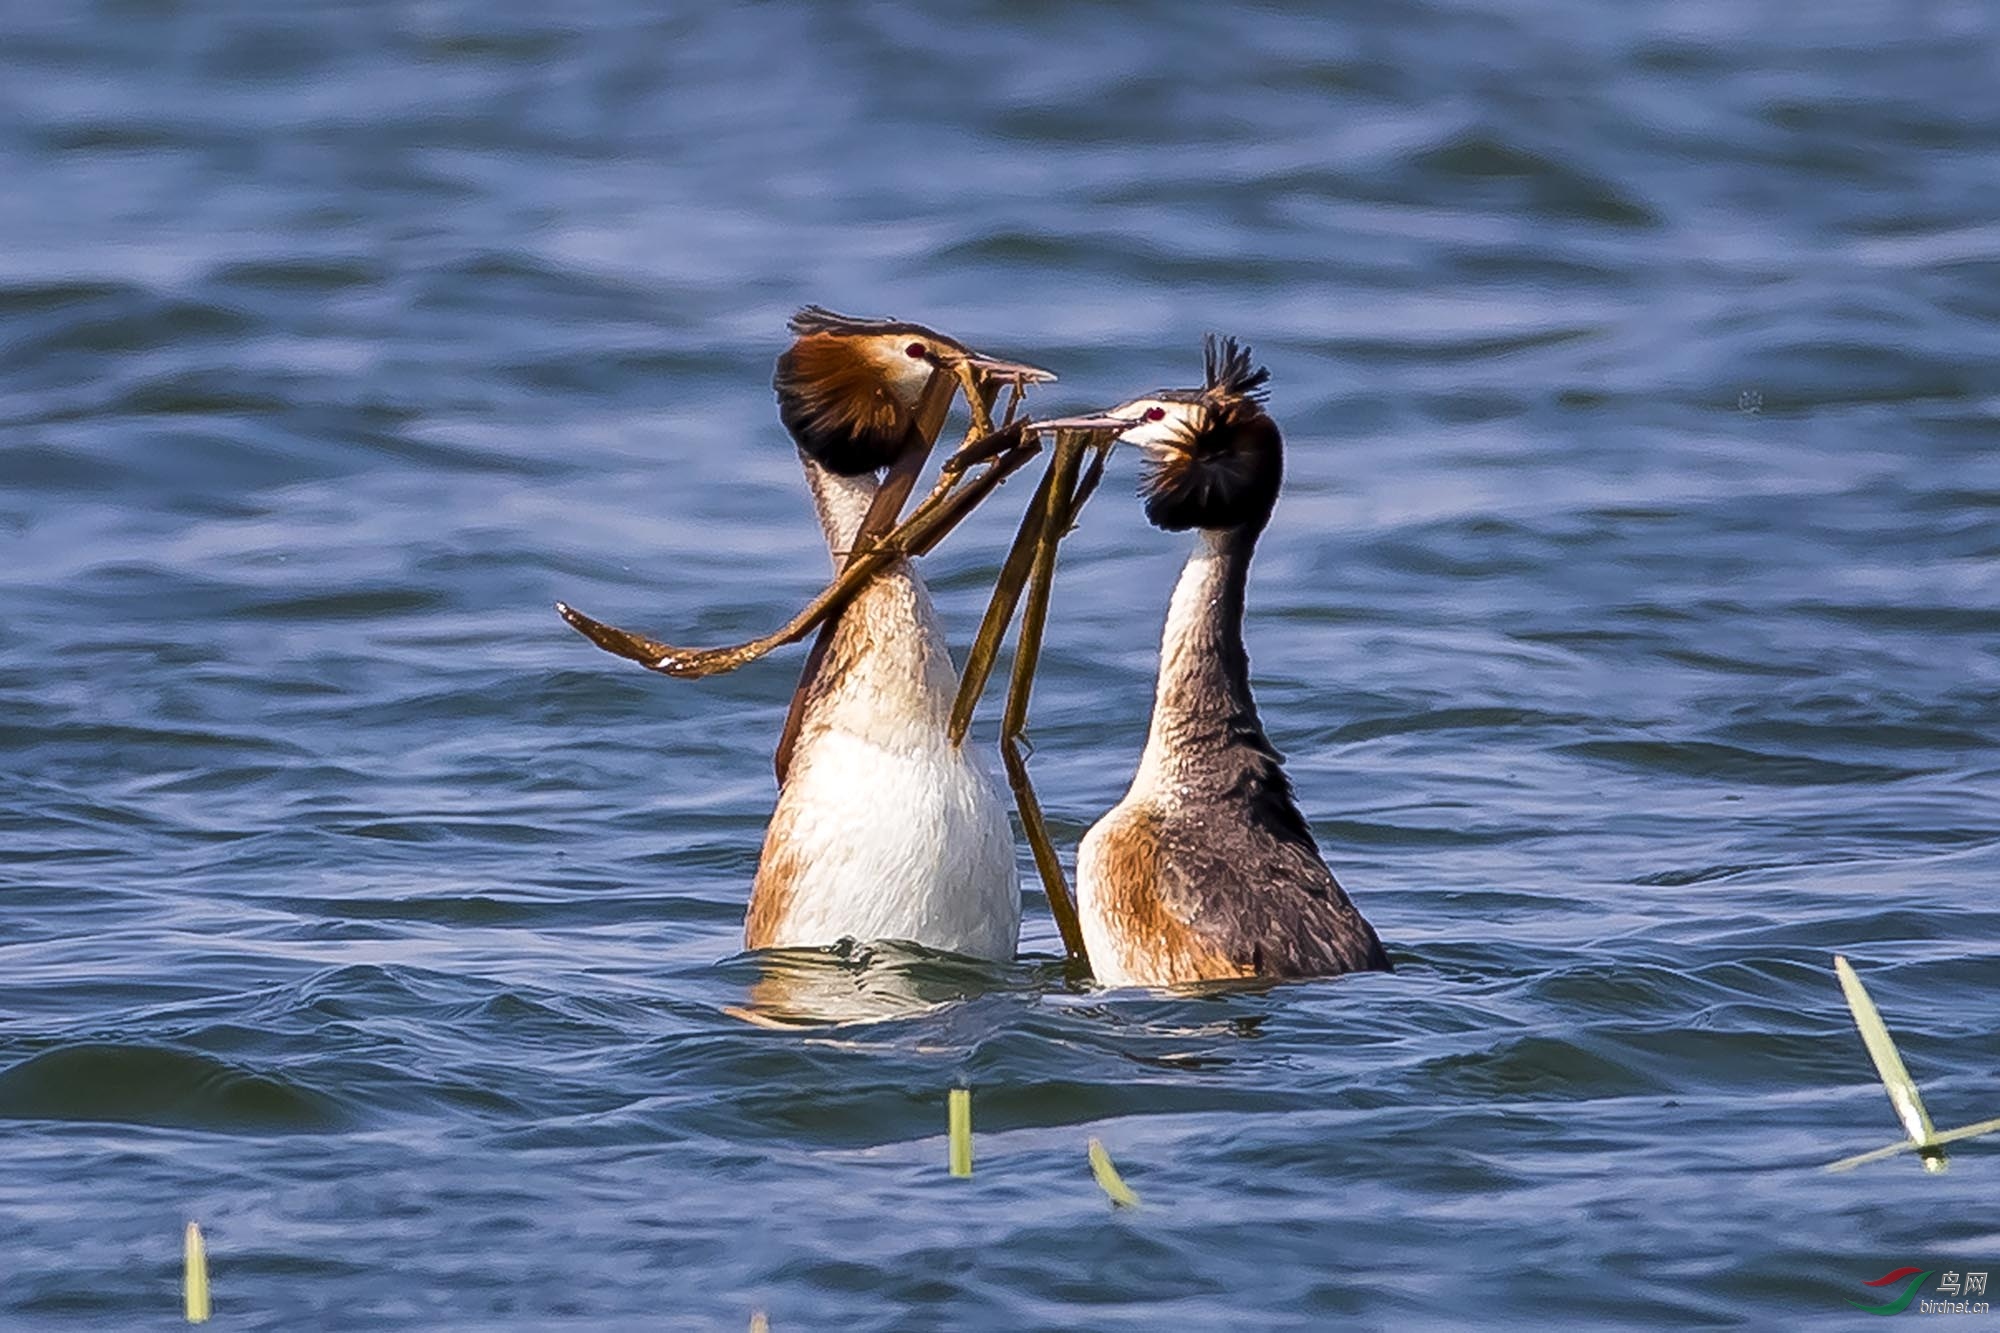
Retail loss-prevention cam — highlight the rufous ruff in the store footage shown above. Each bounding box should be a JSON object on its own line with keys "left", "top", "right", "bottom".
{"left": 745, "top": 308, "right": 1047, "bottom": 961}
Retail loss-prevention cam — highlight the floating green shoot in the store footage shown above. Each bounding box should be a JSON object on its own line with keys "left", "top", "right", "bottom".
{"left": 1826, "top": 1116, "right": 2000, "bottom": 1173}
{"left": 1824, "top": 955, "right": 2000, "bottom": 1172}
{"left": 1834, "top": 955, "right": 1935, "bottom": 1147}
{"left": 948, "top": 1088, "right": 973, "bottom": 1178}
{"left": 1088, "top": 1138, "right": 1139, "bottom": 1208}
{"left": 183, "top": 1222, "right": 210, "bottom": 1324}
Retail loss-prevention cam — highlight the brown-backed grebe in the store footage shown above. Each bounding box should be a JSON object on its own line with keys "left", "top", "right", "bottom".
{"left": 1074, "top": 336, "right": 1391, "bottom": 987}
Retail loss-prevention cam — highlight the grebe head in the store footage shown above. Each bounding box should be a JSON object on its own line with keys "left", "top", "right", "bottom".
{"left": 1100, "top": 335, "right": 1280, "bottom": 534}
{"left": 773, "top": 306, "right": 1053, "bottom": 476}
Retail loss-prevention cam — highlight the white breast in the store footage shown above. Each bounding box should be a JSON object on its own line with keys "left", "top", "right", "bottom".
{"left": 761, "top": 713, "right": 1019, "bottom": 959}
{"left": 749, "top": 461, "right": 1019, "bottom": 959}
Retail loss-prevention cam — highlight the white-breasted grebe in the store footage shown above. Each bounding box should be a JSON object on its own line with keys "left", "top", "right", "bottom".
{"left": 559, "top": 308, "right": 1056, "bottom": 961}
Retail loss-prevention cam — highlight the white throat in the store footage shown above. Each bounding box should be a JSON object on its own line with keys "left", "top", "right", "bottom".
{"left": 749, "top": 451, "right": 1021, "bottom": 961}
{"left": 1131, "top": 528, "right": 1233, "bottom": 794}
{"left": 801, "top": 458, "right": 880, "bottom": 566}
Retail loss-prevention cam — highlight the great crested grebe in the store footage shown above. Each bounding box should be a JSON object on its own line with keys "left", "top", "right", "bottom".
{"left": 1074, "top": 336, "right": 1392, "bottom": 988}
{"left": 563, "top": 308, "right": 1054, "bottom": 962}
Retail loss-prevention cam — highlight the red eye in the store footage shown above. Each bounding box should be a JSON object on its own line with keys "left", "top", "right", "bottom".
{"left": 906, "top": 342, "right": 927, "bottom": 359}
{"left": 1144, "top": 406, "right": 1166, "bottom": 422}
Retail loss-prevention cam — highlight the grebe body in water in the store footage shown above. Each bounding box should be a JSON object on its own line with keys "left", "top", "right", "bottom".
{"left": 745, "top": 310, "right": 1046, "bottom": 959}
{"left": 1076, "top": 338, "right": 1391, "bottom": 987}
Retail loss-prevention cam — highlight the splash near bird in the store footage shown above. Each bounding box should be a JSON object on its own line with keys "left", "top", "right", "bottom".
{"left": 556, "top": 308, "right": 1055, "bottom": 962}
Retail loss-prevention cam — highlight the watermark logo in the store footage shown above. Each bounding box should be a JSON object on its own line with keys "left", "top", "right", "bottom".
{"left": 1849, "top": 1268, "right": 1989, "bottom": 1316}
{"left": 1850, "top": 1269, "right": 1932, "bottom": 1316}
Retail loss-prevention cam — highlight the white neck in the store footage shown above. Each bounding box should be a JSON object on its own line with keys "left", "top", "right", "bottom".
{"left": 789, "top": 453, "right": 958, "bottom": 748}
{"left": 801, "top": 457, "right": 879, "bottom": 568}
{"left": 1131, "top": 529, "right": 1236, "bottom": 794}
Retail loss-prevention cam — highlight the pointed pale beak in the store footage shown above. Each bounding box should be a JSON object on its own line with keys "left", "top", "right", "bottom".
{"left": 1025, "top": 412, "right": 1131, "bottom": 434}
{"left": 958, "top": 352, "right": 1058, "bottom": 385}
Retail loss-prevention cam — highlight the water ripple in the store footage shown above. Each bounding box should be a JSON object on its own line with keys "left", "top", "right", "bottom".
{"left": 5, "top": 0, "right": 1999, "bottom": 1327}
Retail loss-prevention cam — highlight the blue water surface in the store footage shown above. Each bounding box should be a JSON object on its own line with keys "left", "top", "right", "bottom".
{"left": 4, "top": 2, "right": 1999, "bottom": 1328}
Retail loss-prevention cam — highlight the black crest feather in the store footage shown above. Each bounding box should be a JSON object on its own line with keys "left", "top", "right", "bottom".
{"left": 788, "top": 305, "right": 935, "bottom": 340}
{"left": 1203, "top": 334, "right": 1270, "bottom": 401}
{"left": 1141, "top": 335, "right": 1282, "bottom": 532}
